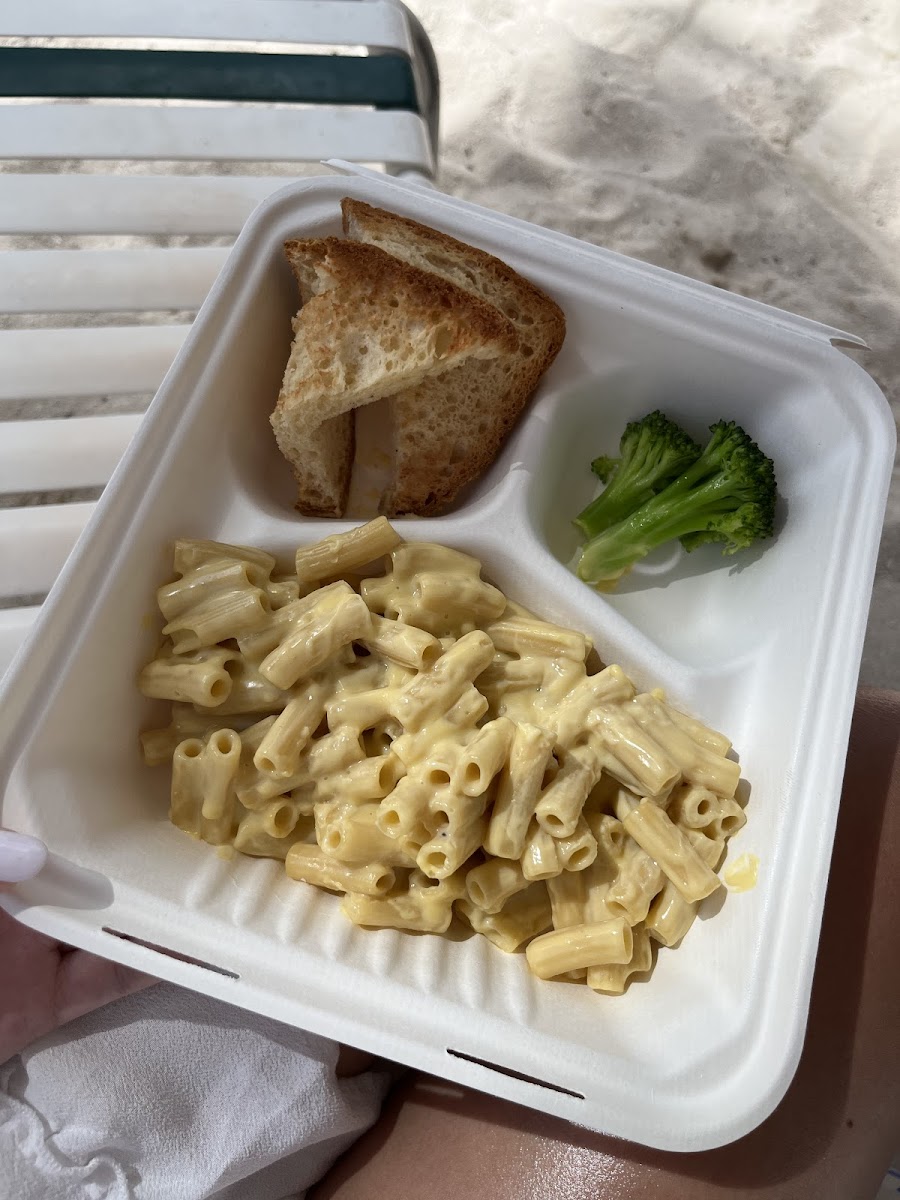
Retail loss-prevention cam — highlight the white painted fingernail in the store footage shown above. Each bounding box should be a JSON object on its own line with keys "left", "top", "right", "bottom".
{"left": 0, "top": 831, "right": 48, "bottom": 883}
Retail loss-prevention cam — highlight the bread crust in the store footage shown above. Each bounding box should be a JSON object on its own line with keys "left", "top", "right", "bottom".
{"left": 284, "top": 237, "right": 518, "bottom": 357}
{"left": 341, "top": 199, "right": 566, "bottom": 377}
{"left": 270, "top": 236, "right": 517, "bottom": 516}
{"left": 341, "top": 200, "right": 566, "bottom": 515}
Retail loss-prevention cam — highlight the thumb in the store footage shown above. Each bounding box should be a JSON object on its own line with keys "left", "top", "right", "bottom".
{"left": 0, "top": 830, "right": 48, "bottom": 883}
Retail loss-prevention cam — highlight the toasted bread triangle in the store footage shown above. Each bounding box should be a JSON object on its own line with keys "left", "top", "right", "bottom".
{"left": 270, "top": 237, "right": 516, "bottom": 516}
{"left": 341, "top": 200, "right": 566, "bottom": 514}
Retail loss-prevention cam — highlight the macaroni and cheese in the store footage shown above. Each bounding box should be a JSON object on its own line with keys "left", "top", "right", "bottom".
{"left": 139, "top": 518, "right": 747, "bottom": 994}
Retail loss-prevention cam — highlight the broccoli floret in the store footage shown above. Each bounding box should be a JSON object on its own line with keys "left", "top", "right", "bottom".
{"left": 576, "top": 420, "right": 777, "bottom": 586}
{"left": 574, "top": 411, "right": 702, "bottom": 538}
{"left": 589, "top": 454, "right": 619, "bottom": 484}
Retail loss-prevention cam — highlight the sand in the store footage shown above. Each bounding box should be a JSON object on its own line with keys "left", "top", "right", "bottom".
{"left": 412, "top": 0, "right": 900, "bottom": 687}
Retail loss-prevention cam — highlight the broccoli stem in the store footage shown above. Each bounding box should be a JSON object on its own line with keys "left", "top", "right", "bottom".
{"left": 574, "top": 480, "right": 658, "bottom": 539}
{"left": 576, "top": 472, "right": 760, "bottom": 584}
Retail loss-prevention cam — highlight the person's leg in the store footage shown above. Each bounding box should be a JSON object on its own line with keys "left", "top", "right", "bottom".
{"left": 312, "top": 688, "right": 900, "bottom": 1200}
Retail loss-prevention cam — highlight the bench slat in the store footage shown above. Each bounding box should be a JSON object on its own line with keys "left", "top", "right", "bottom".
{"left": 0, "top": 1, "right": 413, "bottom": 54}
{"left": 0, "top": 104, "right": 433, "bottom": 172}
{"left": 0, "top": 48, "right": 417, "bottom": 110}
{"left": 0, "top": 325, "right": 189, "bottom": 401}
{"left": 0, "top": 414, "right": 142, "bottom": 492}
{"left": 0, "top": 502, "right": 95, "bottom": 597}
{"left": 0, "top": 174, "right": 299, "bottom": 235}
{"left": 0, "top": 247, "right": 227, "bottom": 313}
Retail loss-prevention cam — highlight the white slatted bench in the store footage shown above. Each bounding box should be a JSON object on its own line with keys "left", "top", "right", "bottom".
{"left": 0, "top": 0, "right": 439, "bottom": 678}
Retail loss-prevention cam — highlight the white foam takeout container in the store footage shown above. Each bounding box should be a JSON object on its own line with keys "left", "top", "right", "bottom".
{"left": 0, "top": 163, "right": 894, "bottom": 1152}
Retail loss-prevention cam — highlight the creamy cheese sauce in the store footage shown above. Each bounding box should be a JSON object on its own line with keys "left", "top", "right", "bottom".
{"left": 723, "top": 853, "right": 759, "bottom": 892}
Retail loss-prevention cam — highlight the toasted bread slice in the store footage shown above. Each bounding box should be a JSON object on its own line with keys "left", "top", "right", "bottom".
{"left": 341, "top": 199, "right": 566, "bottom": 514}
{"left": 271, "top": 237, "right": 516, "bottom": 516}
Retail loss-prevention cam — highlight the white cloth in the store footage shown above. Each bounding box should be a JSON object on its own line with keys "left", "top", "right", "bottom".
{"left": 0, "top": 984, "right": 391, "bottom": 1200}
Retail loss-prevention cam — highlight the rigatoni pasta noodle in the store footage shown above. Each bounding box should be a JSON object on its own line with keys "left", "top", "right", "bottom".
{"left": 139, "top": 519, "right": 750, "bottom": 995}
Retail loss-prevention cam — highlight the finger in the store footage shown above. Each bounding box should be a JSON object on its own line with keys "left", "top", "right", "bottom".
{"left": 0, "top": 830, "right": 47, "bottom": 883}
{"left": 54, "top": 948, "right": 157, "bottom": 1028}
